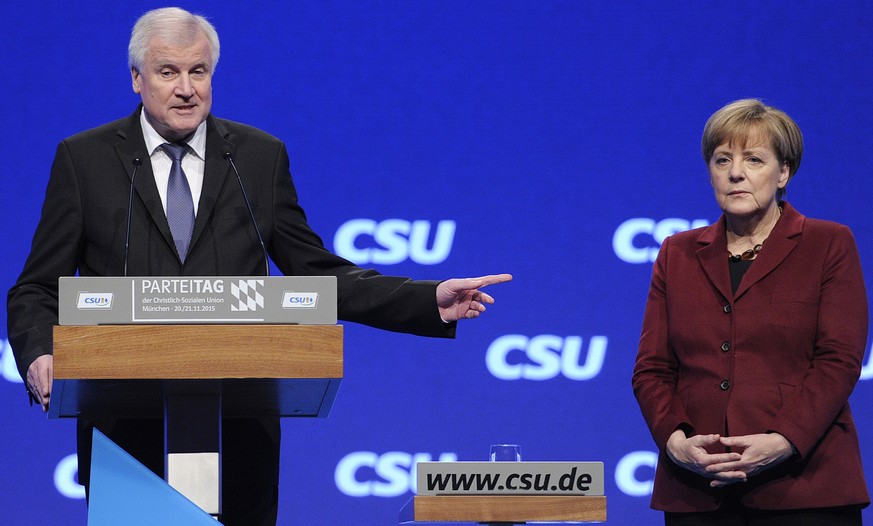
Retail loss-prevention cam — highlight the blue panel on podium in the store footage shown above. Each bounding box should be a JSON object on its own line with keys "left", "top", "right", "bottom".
{"left": 87, "top": 429, "right": 218, "bottom": 526}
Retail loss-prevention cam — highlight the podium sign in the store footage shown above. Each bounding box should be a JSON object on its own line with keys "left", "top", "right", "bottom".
{"left": 416, "top": 462, "right": 604, "bottom": 496}
{"left": 59, "top": 276, "right": 337, "bottom": 325}
{"left": 404, "top": 462, "right": 607, "bottom": 524}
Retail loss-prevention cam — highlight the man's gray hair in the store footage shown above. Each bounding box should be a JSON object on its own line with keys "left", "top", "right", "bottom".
{"left": 128, "top": 7, "right": 220, "bottom": 71}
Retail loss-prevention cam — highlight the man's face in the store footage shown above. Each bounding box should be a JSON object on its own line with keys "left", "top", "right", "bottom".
{"left": 131, "top": 31, "right": 213, "bottom": 142}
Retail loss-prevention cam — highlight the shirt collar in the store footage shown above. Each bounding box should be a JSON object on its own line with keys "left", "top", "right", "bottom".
{"left": 139, "top": 109, "right": 207, "bottom": 160}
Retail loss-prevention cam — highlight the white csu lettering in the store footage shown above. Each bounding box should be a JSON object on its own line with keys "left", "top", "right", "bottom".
{"left": 2, "top": 339, "right": 23, "bottom": 383}
{"left": 860, "top": 341, "right": 873, "bottom": 380}
{"left": 614, "top": 450, "right": 657, "bottom": 497}
{"left": 613, "top": 218, "right": 710, "bottom": 264}
{"left": 55, "top": 454, "right": 86, "bottom": 499}
{"left": 333, "top": 219, "right": 456, "bottom": 265}
{"left": 335, "top": 451, "right": 458, "bottom": 497}
{"left": 486, "top": 335, "right": 607, "bottom": 381}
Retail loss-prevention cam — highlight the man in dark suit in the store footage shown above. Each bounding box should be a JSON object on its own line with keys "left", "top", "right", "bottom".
{"left": 6, "top": 7, "right": 510, "bottom": 525}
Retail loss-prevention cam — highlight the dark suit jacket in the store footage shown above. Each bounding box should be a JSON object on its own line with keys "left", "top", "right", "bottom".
{"left": 8, "top": 107, "right": 454, "bottom": 381}
{"left": 632, "top": 202, "right": 869, "bottom": 512}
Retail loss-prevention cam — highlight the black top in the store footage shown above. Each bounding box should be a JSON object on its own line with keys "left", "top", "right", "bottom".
{"left": 729, "top": 258, "right": 754, "bottom": 294}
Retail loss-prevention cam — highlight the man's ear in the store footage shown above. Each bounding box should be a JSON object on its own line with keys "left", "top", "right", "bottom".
{"left": 131, "top": 67, "right": 142, "bottom": 94}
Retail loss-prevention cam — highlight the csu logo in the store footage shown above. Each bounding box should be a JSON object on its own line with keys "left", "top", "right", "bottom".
{"left": 486, "top": 334, "right": 608, "bottom": 381}
{"left": 335, "top": 450, "right": 458, "bottom": 497}
{"left": 613, "top": 218, "right": 710, "bottom": 264}
{"left": 76, "top": 292, "right": 113, "bottom": 309}
{"left": 282, "top": 292, "right": 318, "bottom": 309}
{"left": 333, "top": 219, "right": 456, "bottom": 265}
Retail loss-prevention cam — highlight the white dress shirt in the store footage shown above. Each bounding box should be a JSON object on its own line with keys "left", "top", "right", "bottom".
{"left": 139, "top": 109, "right": 207, "bottom": 215}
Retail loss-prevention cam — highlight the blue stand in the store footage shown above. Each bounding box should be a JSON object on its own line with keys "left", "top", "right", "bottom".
{"left": 87, "top": 428, "right": 219, "bottom": 526}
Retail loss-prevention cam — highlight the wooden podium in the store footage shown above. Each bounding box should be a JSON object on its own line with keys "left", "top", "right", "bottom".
{"left": 400, "top": 495, "right": 606, "bottom": 524}
{"left": 50, "top": 324, "right": 343, "bottom": 516}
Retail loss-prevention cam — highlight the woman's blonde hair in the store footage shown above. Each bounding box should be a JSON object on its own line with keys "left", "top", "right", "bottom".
{"left": 702, "top": 99, "right": 803, "bottom": 196}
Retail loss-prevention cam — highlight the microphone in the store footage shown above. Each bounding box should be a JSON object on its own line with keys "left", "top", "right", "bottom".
{"left": 224, "top": 150, "right": 270, "bottom": 276}
{"left": 123, "top": 155, "right": 144, "bottom": 277}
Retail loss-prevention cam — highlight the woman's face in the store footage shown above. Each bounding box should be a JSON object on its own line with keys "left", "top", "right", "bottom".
{"left": 708, "top": 132, "right": 789, "bottom": 219}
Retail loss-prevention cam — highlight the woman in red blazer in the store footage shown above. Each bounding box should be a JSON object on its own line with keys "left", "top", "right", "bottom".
{"left": 633, "top": 99, "right": 869, "bottom": 525}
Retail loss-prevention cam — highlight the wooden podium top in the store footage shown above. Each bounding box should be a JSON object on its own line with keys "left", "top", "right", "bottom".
{"left": 53, "top": 324, "right": 342, "bottom": 379}
{"left": 400, "top": 495, "right": 607, "bottom": 523}
{"left": 49, "top": 324, "right": 343, "bottom": 419}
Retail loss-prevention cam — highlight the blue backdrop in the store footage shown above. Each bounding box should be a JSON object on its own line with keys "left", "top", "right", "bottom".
{"left": 2, "top": 1, "right": 872, "bottom": 524}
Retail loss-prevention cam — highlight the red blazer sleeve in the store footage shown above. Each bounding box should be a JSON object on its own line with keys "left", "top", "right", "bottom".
{"left": 632, "top": 235, "right": 693, "bottom": 449}
{"left": 768, "top": 225, "right": 868, "bottom": 456}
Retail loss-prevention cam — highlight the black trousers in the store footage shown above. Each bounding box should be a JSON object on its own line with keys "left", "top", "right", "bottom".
{"left": 77, "top": 417, "right": 281, "bottom": 526}
{"left": 665, "top": 505, "right": 864, "bottom": 526}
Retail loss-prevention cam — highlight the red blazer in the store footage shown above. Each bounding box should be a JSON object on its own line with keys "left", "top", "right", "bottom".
{"left": 633, "top": 202, "right": 869, "bottom": 512}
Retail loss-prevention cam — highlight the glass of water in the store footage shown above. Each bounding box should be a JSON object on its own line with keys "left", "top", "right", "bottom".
{"left": 490, "top": 444, "right": 521, "bottom": 462}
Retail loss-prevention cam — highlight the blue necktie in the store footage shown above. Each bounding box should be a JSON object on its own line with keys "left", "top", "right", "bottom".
{"left": 160, "top": 143, "right": 195, "bottom": 262}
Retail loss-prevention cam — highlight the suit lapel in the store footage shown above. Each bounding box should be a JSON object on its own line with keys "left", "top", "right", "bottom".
{"left": 189, "top": 116, "right": 235, "bottom": 255}
{"left": 733, "top": 203, "right": 803, "bottom": 300}
{"left": 695, "top": 219, "right": 733, "bottom": 303}
{"left": 112, "top": 108, "right": 178, "bottom": 260}
{"left": 113, "top": 111, "right": 237, "bottom": 263}
{"left": 695, "top": 203, "right": 805, "bottom": 302}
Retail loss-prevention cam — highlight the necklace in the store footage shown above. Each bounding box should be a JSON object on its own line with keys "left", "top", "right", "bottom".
{"left": 726, "top": 204, "right": 782, "bottom": 262}
{"left": 728, "top": 242, "right": 763, "bottom": 262}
